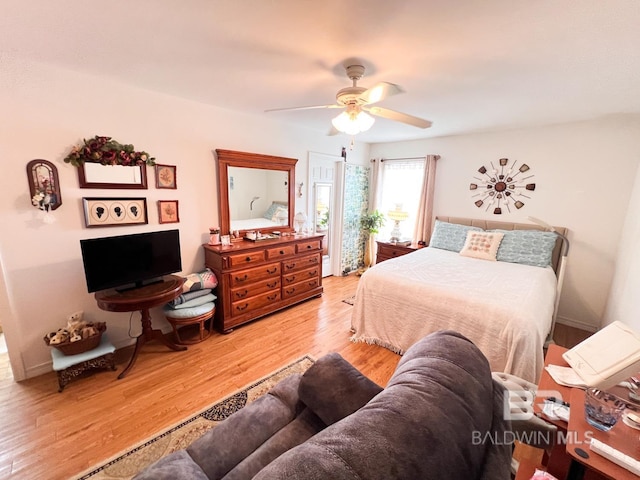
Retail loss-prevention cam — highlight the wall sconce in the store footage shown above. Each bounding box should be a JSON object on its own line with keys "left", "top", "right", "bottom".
{"left": 296, "top": 182, "right": 304, "bottom": 198}
{"left": 27, "top": 159, "right": 61, "bottom": 224}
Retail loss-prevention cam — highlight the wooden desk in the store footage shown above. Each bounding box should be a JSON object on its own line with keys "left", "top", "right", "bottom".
{"left": 537, "top": 344, "right": 640, "bottom": 480}
{"left": 95, "top": 275, "right": 187, "bottom": 379}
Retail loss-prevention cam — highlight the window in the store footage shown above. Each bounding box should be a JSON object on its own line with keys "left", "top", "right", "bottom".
{"left": 378, "top": 159, "right": 425, "bottom": 242}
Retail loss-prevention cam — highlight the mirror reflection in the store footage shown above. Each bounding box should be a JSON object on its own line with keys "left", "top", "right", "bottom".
{"left": 228, "top": 166, "right": 289, "bottom": 232}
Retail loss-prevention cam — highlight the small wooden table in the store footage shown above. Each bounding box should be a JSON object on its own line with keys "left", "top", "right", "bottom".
{"left": 376, "top": 241, "right": 423, "bottom": 264}
{"left": 536, "top": 344, "right": 640, "bottom": 480}
{"left": 95, "top": 275, "right": 187, "bottom": 379}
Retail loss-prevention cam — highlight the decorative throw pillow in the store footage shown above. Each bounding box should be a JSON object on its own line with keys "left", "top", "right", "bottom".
{"left": 271, "top": 206, "right": 288, "bottom": 223}
{"left": 182, "top": 268, "right": 218, "bottom": 293}
{"left": 459, "top": 231, "right": 504, "bottom": 261}
{"left": 491, "top": 229, "right": 558, "bottom": 268}
{"left": 263, "top": 202, "right": 287, "bottom": 220}
{"left": 429, "top": 220, "right": 484, "bottom": 253}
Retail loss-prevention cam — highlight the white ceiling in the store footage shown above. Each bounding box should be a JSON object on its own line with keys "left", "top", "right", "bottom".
{"left": 3, "top": 0, "right": 640, "bottom": 143}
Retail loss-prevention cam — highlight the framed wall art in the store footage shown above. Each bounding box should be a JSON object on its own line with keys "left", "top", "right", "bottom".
{"left": 82, "top": 197, "right": 148, "bottom": 228}
{"left": 155, "top": 164, "right": 177, "bottom": 189}
{"left": 469, "top": 158, "right": 536, "bottom": 215}
{"left": 158, "top": 200, "right": 180, "bottom": 224}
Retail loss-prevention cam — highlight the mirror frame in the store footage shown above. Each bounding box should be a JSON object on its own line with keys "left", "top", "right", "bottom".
{"left": 77, "top": 162, "right": 148, "bottom": 189}
{"left": 216, "top": 149, "right": 297, "bottom": 236}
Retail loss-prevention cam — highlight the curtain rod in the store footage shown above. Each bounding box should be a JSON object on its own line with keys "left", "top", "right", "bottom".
{"left": 370, "top": 156, "right": 440, "bottom": 162}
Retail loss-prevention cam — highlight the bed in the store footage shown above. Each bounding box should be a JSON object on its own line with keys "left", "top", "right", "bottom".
{"left": 230, "top": 201, "right": 288, "bottom": 232}
{"left": 350, "top": 216, "right": 568, "bottom": 383}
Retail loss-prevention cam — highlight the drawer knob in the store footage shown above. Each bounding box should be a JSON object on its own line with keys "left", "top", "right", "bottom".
{"left": 267, "top": 267, "right": 277, "bottom": 274}
{"left": 236, "top": 303, "right": 249, "bottom": 311}
{"left": 286, "top": 288, "right": 295, "bottom": 295}
{"left": 267, "top": 294, "right": 277, "bottom": 301}
{"left": 280, "top": 250, "right": 285, "bottom": 255}
{"left": 267, "top": 282, "right": 277, "bottom": 288}
{"left": 235, "top": 274, "right": 248, "bottom": 282}
{"left": 309, "top": 270, "right": 317, "bottom": 276}
{"left": 286, "top": 263, "right": 296, "bottom": 270}
{"left": 235, "top": 290, "right": 248, "bottom": 298}
{"left": 306, "top": 245, "right": 312, "bottom": 249}
{"left": 245, "top": 256, "right": 252, "bottom": 262}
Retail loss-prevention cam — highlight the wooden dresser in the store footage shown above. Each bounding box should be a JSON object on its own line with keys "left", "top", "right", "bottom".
{"left": 376, "top": 241, "right": 423, "bottom": 264}
{"left": 203, "top": 234, "right": 324, "bottom": 333}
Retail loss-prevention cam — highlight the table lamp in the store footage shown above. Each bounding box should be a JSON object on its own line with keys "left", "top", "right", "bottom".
{"left": 387, "top": 205, "right": 409, "bottom": 243}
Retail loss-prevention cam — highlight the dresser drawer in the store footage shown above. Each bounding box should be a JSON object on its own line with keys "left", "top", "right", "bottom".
{"left": 282, "top": 265, "right": 320, "bottom": 286}
{"left": 231, "top": 290, "right": 281, "bottom": 317}
{"left": 229, "top": 262, "right": 280, "bottom": 287}
{"left": 228, "top": 250, "right": 265, "bottom": 268}
{"left": 266, "top": 244, "right": 296, "bottom": 260}
{"left": 230, "top": 277, "right": 280, "bottom": 301}
{"left": 282, "top": 253, "right": 321, "bottom": 273}
{"left": 282, "top": 277, "right": 320, "bottom": 299}
{"left": 296, "top": 239, "right": 321, "bottom": 253}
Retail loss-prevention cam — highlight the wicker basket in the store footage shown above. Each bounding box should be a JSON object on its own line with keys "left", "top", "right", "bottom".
{"left": 44, "top": 322, "right": 107, "bottom": 356}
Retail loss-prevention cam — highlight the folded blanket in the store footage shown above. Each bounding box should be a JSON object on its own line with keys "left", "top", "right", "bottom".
{"left": 169, "top": 288, "right": 212, "bottom": 307}
{"left": 167, "top": 293, "right": 217, "bottom": 310}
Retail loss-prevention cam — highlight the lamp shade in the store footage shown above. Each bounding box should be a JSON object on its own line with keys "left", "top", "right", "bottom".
{"left": 387, "top": 209, "right": 409, "bottom": 221}
{"left": 332, "top": 105, "right": 375, "bottom": 135}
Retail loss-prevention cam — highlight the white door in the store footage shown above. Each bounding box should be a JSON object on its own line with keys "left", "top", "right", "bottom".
{"left": 308, "top": 152, "right": 342, "bottom": 277}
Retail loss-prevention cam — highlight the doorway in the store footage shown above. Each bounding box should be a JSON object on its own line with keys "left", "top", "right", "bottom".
{"left": 308, "top": 152, "right": 343, "bottom": 277}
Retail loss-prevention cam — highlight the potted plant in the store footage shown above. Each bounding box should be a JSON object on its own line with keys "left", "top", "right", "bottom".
{"left": 360, "top": 210, "right": 385, "bottom": 270}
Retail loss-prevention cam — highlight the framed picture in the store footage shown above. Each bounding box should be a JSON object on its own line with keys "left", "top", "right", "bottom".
{"left": 83, "top": 197, "right": 148, "bottom": 228}
{"left": 158, "top": 200, "right": 180, "bottom": 224}
{"left": 155, "top": 164, "right": 177, "bottom": 189}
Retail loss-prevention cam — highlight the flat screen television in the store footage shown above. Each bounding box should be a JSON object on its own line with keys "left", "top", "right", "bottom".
{"left": 80, "top": 229, "right": 182, "bottom": 293}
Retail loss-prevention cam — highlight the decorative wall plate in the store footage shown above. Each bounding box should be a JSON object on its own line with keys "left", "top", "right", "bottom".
{"left": 470, "top": 158, "right": 535, "bottom": 215}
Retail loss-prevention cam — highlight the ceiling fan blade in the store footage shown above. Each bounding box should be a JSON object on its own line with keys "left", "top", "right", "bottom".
{"left": 366, "top": 106, "right": 432, "bottom": 129}
{"left": 357, "top": 82, "right": 404, "bottom": 105}
{"left": 265, "top": 104, "right": 342, "bottom": 113}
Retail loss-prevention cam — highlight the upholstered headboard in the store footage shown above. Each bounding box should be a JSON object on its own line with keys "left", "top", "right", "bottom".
{"left": 435, "top": 216, "right": 568, "bottom": 274}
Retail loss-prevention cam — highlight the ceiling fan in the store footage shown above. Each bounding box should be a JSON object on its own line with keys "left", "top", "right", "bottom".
{"left": 265, "top": 64, "right": 432, "bottom": 135}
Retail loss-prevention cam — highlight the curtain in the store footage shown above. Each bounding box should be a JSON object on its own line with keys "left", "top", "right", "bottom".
{"left": 369, "top": 158, "right": 384, "bottom": 212}
{"left": 412, "top": 155, "right": 439, "bottom": 244}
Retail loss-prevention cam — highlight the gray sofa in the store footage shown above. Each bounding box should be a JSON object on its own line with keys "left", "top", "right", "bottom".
{"left": 135, "top": 330, "right": 512, "bottom": 479}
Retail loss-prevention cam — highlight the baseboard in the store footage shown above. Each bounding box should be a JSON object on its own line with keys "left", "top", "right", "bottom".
{"left": 556, "top": 316, "right": 598, "bottom": 333}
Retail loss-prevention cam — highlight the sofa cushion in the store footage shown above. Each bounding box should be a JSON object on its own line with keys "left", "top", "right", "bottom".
{"left": 254, "top": 330, "right": 511, "bottom": 480}
{"left": 133, "top": 450, "right": 209, "bottom": 480}
{"left": 186, "top": 373, "right": 304, "bottom": 479}
{"left": 298, "top": 352, "right": 383, "bottom": 426}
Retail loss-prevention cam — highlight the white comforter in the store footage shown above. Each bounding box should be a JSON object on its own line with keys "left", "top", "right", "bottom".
{"left": 350, "top": 247, "right": 557, "bottom": 383}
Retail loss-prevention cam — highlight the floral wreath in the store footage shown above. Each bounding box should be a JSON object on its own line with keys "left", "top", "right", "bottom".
{"left": 63, "top": 135, "right": 155, "bottom": 167}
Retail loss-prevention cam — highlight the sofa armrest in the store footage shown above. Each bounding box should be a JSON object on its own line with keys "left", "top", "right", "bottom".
{"left": 298, "top": 352, "right": 383, "bottom": 426}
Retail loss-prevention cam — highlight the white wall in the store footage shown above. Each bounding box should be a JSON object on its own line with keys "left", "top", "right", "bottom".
{"left": 370, "top": 116, "right": 640, "bottom": 332}
{"left": 0, "top": 54, "right": 369, "bottom": 379}
{"left": 603, "top": 161, "right": 640, "bottom": 332}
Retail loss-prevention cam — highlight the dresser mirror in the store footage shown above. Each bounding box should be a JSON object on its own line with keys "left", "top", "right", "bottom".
{"left": 216, "top": 149, "right": 297, "bottom": 235}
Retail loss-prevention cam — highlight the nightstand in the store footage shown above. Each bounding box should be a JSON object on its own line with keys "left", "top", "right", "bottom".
{"left": 376, "top": 241, "right": 423, "bottom": 264}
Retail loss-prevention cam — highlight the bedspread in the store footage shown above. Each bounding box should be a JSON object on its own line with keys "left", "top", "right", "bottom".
{"left": 350, "top": 247, "right": 557, "bottom": 383}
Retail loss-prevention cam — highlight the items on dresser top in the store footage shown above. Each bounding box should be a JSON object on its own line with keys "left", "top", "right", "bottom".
{"left": 203, "top": 234, "right": 324, "bottom": 333}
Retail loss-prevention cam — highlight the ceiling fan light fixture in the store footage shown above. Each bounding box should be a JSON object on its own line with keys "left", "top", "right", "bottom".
{"left": 331, "top": 106, "right": 375, "bottom": 135}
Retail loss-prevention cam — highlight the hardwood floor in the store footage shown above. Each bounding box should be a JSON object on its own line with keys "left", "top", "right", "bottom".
{"left": 0, "top": 274, "right": 591, "bottom": 479}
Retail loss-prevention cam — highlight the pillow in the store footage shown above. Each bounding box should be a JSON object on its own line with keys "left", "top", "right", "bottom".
{"left": 271, "top": 206, "right": 288, "bottom": 223}
{"left": 429, "top": 220, "right": 484, "bottom": 252}
{"left": 491, "top": 229, "right": 558, "bottom": 268}
{"left": 169, "top": 288, "right": 212, "bottom": 307}
{"left": 263, "top": 202, "right": 287, "bottom": 221}
{"left": 459, "top": 231, "right": 504, "bottom": 261}
{"left": 168, "top": 293, "right": 217, "bottom": 310}
{"left": 182, "top": 268, "right": 218, "bottom": 293}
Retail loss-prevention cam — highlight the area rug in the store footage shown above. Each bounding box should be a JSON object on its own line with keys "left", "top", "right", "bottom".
{"left": 342, "top": 295, "right": 356, "bottom": 306}
{"left": 75, "top": 355, "right": 315, "bottom": 480}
